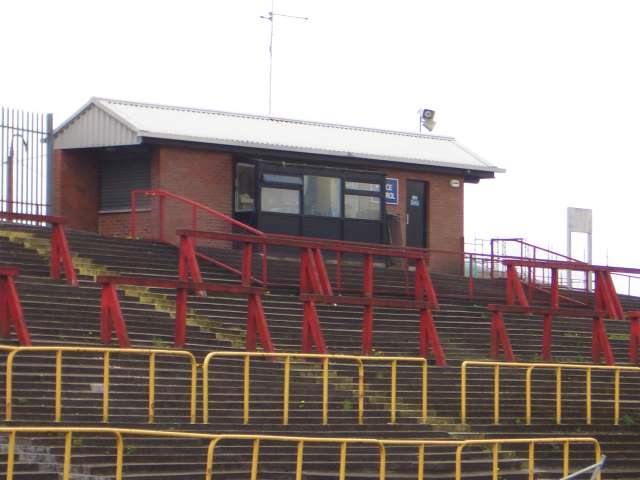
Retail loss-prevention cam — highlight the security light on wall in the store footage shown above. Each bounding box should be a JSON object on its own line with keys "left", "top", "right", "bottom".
{"left": 419, "top": 109, "right": 436, "bottom": 132}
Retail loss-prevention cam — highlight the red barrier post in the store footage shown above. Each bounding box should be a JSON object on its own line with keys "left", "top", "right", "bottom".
{"left": 246, "top": 293, "right": 274, "bottom": 353}
{"left": 592, "top": 315, "right": 615, "bottom": 365}
{"left": 488, "top": 306, "right": 515, "bottom": 361}
{"left": 50, "top": 223, "right": 78, "bottom": 286}
{"left": 99, "top": 281, "right": 131, "bottom": 348}
{"left": 627, "top": 311, "right": 640, "bottom": 364}
{"left": 0, "top": 268, "right": 32, "bottom": 345}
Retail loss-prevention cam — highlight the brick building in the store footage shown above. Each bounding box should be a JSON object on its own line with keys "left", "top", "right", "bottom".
{"left": 53, "top": 98, "right": 503, "bottom": 270}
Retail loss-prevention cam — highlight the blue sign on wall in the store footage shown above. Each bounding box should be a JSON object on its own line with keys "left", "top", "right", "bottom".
{"left": 385, "top": 178, "right": 399, "bottom": 205}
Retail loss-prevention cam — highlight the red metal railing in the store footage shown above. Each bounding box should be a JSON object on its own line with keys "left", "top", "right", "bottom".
{"left": 0, "top": 212, "right": 77, "bottom": 286}
{"left": 0, "top": 267, "right": 31, "bottom": 345}
{"left": 130, "top": 189, "right": 264, "bottom": 241}
{"left": 177, "top": 229, "right": 446, "bottom": 364}
{"left": 129, "top": 189, "right": 267, "bottom": 283}
{"left": 489, "top": 258, "right": 640, "bottom": 365}
{"left": 97, "top": 275, "right": 273, "bottom": 352}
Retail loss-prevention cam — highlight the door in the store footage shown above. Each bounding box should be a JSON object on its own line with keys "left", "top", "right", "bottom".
{"left": 406, "top": 180, "right": 427, "bottom": 248}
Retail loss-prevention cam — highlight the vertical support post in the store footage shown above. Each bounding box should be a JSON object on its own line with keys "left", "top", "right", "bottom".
{"left": 592, "top": 315, "right": 615, "bottom": 365}
{"left": 489, "top": 309, "right": 515, "bottom": 361}
{"left": 55, "top": 350, "right": 62, "bottom": 422}
{"left": 99, "top": 281, "right": 130, "bottom": 348}
{"left": 178, "top": 234, "right": 203, "bottom": 283}
{"left": 148, "top": 352, "right": 156, "bottom": 423}
{"left": 0, "top": 273, "right": 32, "bottom": 345}
{"left": 361, "top": 254, "right": 374, "bottom": 355}
{"left": 629, "top": 315, "right": 640, "bottom": 364}
{"left": 551, "top": 268, "right": 559, "bottom": 309}
{"left": 103, "top": 351, "right": 110, "bottom": 423}
{"left": 301, "top": 300, "right": 327, "bottom": 354}
{"left": 244, "top": 355, "right": 250, "bottom": 424}
{"left": 322, "top": 357, "right": 329, "bottom": 425}
{"left": 418, "top": 308, "right": 447, "bottom": 366}
{"left": 242, "top": 242, "right": 253, "bottom": 287}
{"left": 283, "top": 356, "right": 290, "bottom": 425}
{"left": 246, "top": 293, "right": 275, "bottom": 353}
{"left": 46, "top": 113, "right": 55, "bottom": 215}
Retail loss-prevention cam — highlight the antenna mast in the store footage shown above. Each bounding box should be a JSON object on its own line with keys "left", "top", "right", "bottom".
{"left": 260, "top": 0, "right": 308, "bottom": 115}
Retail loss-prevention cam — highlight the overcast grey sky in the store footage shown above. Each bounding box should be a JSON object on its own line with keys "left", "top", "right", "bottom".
{"left": 2, "top": 0, "right": 638, "bottom": 266}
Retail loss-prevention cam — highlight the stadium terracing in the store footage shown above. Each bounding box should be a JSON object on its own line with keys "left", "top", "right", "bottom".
{"left": 0, "top": 201, "right": 638, "bottom": 479}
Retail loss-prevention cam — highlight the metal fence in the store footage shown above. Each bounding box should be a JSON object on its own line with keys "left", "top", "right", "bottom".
{"left": 0, "top": 106, "right": 52, "bottom": 215}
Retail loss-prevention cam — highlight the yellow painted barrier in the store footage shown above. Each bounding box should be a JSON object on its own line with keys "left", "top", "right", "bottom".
{"left": 201, "top": 351, "right": 428, "bottom": 425}
{"left": 460, "top": 360, "right": 640, "bottom": 426}
{"left": 0, "top": 427, "right": 600, "bottom": 480}
{"left": 2, "top": 346, "right": 197, "bottom": 423}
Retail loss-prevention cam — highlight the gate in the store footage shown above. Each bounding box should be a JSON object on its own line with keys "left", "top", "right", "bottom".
{"left": 0, "top": 107, "right": 53, "bottom": 215}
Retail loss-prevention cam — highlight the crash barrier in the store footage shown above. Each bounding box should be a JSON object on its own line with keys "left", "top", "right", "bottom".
{"left": 1, "top": 346, "right": 197, "bottom": 423}
{"left": 178, "top": 228, "right": 445, "bottom": 364}
{"left": 0, "top": 267, "right": 31, "bottom": 345}
{"left": 202, "top": 351, "right": 428, "bottom": 425}
{"left": 461, "top": 360, "right": 640, "bottom": 425}
{"left": 0, "top": 427, "right": 601, "bottom": 480}
{"left": 97, "top": 275, "right": 273, "bottom": 352}
{"left": 0, "top": 212, "right": 77, "bottom": 285}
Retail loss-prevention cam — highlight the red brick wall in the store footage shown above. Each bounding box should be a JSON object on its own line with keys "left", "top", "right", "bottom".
{"left": 384, "top": 169, "right": 464, "bottom": 273}
{"left": 153, "top": 146, "right": 233, "bottom": 245}
{"left": 53, "top": 149, "right": 99, "bottom": 231}
{"left": 100, "top": 211, "right": 152, "bottom": 238}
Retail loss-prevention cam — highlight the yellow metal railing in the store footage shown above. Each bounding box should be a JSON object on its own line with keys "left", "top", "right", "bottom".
{"left": 201, "top": 351, "right": 428, "bottom": 425}
{"left": 0, "top": 427, "right": 601, "bottom": 480}
{"left": 461, "top": 360, "right": 640, "bottom": 425}
{"left": 1, "top": 346, "right": 197, "bottom": 423}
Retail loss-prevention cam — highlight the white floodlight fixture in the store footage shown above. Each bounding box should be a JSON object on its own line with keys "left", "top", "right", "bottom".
{"left": 420, "top": 109, "right": 436, "bottom": 132}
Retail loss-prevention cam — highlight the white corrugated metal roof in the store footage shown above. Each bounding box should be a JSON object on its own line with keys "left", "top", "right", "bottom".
{"left": 54, "top": 97, "right": 503, "bottom": 174}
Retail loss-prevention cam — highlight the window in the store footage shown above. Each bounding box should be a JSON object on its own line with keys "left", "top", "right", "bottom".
{"left": 345, "top": 181, "right": 381, "bottom": 193}
{"left": 345, "top": 194, "right": 381, "bottom": 220}
{"left": 303, "top": 175, "right": 341, "bottom": 217}
{"left": 100, "top": 157, "right": 150, "bottom": 211}
{"left": 263, "top": 173, "right": 303, "bottom": 185}
{"left": 235, "top": 163, "right": 255, "bottom": 212}
{"left": 261, "top": 187, "right": 300, "bottom": 214}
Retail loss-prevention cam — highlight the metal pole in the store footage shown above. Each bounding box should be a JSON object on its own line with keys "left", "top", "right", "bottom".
{"left": 46, "top": 113, "right": 54, "bottom": 215}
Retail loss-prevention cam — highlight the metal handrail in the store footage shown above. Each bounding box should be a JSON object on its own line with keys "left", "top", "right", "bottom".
{"left": 1, "top": 346, "right": 198, "bottom": 423}
{"left": 560, "top": 455, "right": 606, "bottom": 480}
{"left": 130, "top": 188, "right": 265, "bottom": 240}
{"left": 0, "top": 427, "right": 601, "bottom": 480}
{"left": 202, "top": 351, "right": 428, "bottom": 425}
{"left": 461, "top": 360, "right": 640, "bottom": 425}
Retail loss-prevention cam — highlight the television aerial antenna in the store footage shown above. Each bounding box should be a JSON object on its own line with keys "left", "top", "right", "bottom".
{"left": 260, "top": 0, "right": 309, "bottom": 115}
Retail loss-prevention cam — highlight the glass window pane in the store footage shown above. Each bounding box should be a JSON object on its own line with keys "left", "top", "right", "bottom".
{"left": 345, "top": 181, "right": 381, "bottom": 193}
{"left": 304, "top": 176, "right": 341, "bottom": 217}
{"left": 345, "top": 195, "right": 381, "bottom": 220}
{"left": 260, "top": 187, "right": 300, "bottom": 214}
{"left": 235, "top": 163, "right": 255, "bottom": 212}
{"left": 263, "top": 173, "right": 302, "bottom": 185}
